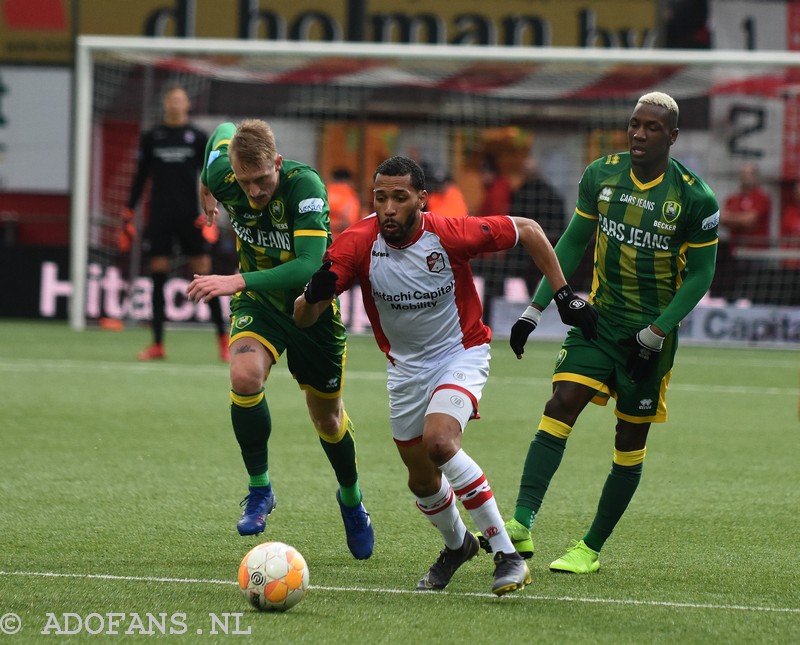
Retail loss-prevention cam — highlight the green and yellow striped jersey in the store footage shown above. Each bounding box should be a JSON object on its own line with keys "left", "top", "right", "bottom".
{"left": 201, "top": 122, "right": 331, "bottom": 314}
{"left": 576, "top": 152, "right": 719, "bottom": 327}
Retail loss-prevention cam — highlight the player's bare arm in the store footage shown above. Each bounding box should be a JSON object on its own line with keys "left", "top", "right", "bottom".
{"left": 293, "top": 295, "right": 329, "bottom": 328}
{"left": 187, "top": 273, "right": 246, "bottom": 303}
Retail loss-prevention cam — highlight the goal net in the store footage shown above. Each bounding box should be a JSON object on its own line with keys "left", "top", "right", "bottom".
{"left": 72, "top": 37, "right": 800, "bottom": 342}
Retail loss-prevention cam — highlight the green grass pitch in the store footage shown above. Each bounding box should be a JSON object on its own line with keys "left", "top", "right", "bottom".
{"left": 1, "top": 320, "right": 798, "bottom": 644}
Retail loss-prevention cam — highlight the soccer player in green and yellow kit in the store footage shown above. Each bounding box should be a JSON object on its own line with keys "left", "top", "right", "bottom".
{"left": 186, "top": 120, "right": 373, "bottom": 559}
{"left": 481, "top": 92, "right": 719, "bottom": 573}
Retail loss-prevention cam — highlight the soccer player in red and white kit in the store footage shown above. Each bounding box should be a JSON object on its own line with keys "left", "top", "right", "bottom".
{"left": 294, "top": 156, "right": 597, "bottom": 595}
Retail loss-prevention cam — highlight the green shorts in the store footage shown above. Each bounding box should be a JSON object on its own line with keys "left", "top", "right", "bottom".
{"left": 552, "top": 313, "right": 679, "bottom": 423}
{"left": 229, "top": 293, "right": 347, "bottom": 398}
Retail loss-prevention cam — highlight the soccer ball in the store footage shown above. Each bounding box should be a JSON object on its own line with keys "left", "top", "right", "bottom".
{"left": 237, "top": 541, "right": 309, "bottom": 612}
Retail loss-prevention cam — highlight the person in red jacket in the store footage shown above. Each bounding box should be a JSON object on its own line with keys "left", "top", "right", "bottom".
{"left": 713, "top": 163, "right": 772, "bottom": 300}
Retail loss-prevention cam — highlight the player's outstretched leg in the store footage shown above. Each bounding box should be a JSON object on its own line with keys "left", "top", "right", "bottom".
{"left": 491, "top": 551, "right": 531, "bottom": 596}
{"left": 237, "top": 486, "right": 276, "bottom": 536}
{"left": 417, "top": 531, "right": 479, "bottom": 591}
{"left": 477, "top": 518, "right": 535, "bottom": 559}
{"left": 549, "top": 540, "right": 600, "bottom": 574}
{"left": 336, "top": 490, "right": 374, "bottom": 559}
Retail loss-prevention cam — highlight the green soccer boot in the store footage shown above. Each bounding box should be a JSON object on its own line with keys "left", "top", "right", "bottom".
{"left": 476, "top": 518, "right": 535, "bottom": 560}
{"left": 549, "top": 540, "right": 600, "bottom": 574}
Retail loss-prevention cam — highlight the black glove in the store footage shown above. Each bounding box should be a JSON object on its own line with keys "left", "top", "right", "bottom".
{"left": 619, "top": 326, "right": 665, "bottom": 383}
{"left": 554, "top": 285, "right": 598, "bottom": 340}
{"left": 303, "top": 261, "right": 338, "bottom": 304}
{"left": 509, "top": 306, "right": 542, "bottom": 358}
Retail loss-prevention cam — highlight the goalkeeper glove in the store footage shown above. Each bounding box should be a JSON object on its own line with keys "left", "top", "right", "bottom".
{"left": 509, "top": 305, "right": 542, "bottom": 359}
{"left": 118, "top": 208, "right": 136, "bottom": 252}
{"left": 619, "top": 326, "right": 665, "bottom": 383}
{"left": 554, "top": 285, "right": 598, "bottom": 340}
{"left": 303, "top": 261, "right": 338, "bottom": 304}
{"left": 194, "top": 213, "right": 219, "bottom": 245}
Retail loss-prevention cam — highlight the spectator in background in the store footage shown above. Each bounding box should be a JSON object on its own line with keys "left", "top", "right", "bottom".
{"left": 473, "top": 155, "right": 513, "bottom": 324}
{"left": 122, "top": 84, "right": 229, "bottom": 362}
{"left": 779, "top": 180, "right": 800, "bottom": 271}
{"left": 721, "top": 163, "right": 771, "bottom": 246}
{"left": 477, "top": 155, "right": 512, "bottom": 216}
{"left": 424, "top": 165, "right": 468, "bottom": 219}
{"left": 509, "top": 157, "right": 569, "bottom": 295}
{"left": 713, "top": 163, "right": 772, "bottom": 300}
{"left": 327, "top": 168, "right": 363, "bottom": 239}
{"left": 510, "top": 158, "right": 566, "bottom": 243}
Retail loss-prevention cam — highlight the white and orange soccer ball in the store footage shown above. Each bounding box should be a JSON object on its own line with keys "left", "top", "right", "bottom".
{"left": 237, "top": 541, "right": 309, "bottom": 612}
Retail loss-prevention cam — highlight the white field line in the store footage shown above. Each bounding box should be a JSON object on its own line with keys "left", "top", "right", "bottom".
{"left": 0, "top": 359, "right": 794, "bottom": 397}
{"left": 0, "top": 571, "right": 797, "bottom": 614}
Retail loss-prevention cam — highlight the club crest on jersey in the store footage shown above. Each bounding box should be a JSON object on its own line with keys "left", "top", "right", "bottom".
{"left": 662, "top": 201, "right": 682, "bottom": 223}
{"left": 269, "top": 201, "right": 286, "bottom": 224}
{"left": 234, "top": 315, "right": 253, "bottom": 330}
{"left": 426, "top": 251, "right": 445, "bottom": 273}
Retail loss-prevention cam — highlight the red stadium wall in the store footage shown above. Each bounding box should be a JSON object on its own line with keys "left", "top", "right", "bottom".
{"left": 0, "top": 192, "right": 70, "bottom": 246}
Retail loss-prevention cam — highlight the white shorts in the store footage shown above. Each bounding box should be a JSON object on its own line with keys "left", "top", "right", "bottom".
{"left": 387, "top": 344, "right": 491, "bottom": 445}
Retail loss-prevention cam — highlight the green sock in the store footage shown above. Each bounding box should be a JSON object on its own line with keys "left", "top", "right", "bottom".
{"left": 583, "top": 462, "right": 643, "bottom": 552}
{"left": 249, "top": 473, "right": 270, "bottom": 488}
{"left": 514, "top": 430, "right": 567, "bottom": 528}
{"left": 319, "top": 413, "right": 361, "bottom": 506}
{"left": 230, "top": 389, "right": 271, "bottom": 477}
{"left": 338, "top": 483, "right": 362, "bottom": 507}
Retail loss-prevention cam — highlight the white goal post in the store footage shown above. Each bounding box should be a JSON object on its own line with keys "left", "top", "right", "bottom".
{"left": 72, "top": 36, "right": 800, "bottom": 340}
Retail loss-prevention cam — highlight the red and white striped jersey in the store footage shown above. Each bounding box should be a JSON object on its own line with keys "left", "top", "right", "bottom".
{"left": 325, "top": 212, "right": 519, "bottom": 369}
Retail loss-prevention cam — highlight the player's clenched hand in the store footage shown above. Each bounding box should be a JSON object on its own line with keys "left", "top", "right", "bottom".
{"left": 509, "top": 306, "right": 542, "bottom": 359}
{"left": 619, "top": 326, "right": 664, "bottom": 383}
{"left": 186, "top": 273, "right": 245, "bottom": 303}
{"left": 554, "top": 285, "right": 598, "bottom": 340}
{"left": 303, "top": 261, "right": 338, "bottom": 304}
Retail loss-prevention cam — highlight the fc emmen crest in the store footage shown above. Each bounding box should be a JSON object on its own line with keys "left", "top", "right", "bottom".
{"left": 426, "top": 252, "right": 445, "bottom": 273}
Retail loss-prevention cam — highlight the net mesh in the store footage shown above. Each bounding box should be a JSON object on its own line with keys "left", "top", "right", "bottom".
{"left": 80, "top": 43, "right": 800, "bottom": 330}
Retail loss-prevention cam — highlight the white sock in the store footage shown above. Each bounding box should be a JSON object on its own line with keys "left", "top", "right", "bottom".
{"left": 416, "top": 475, "right": 467, "bottom": 550}
{"left": 440, "top": 449, "right": 514, "bottom": 555}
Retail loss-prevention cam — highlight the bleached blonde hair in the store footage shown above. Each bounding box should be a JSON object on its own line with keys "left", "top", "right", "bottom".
{"left": 637, "top": 92, "right": 679, "bottom": 128}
